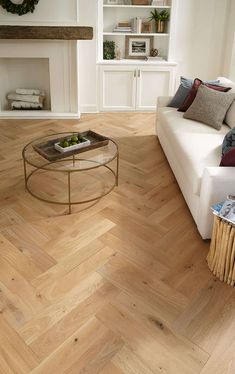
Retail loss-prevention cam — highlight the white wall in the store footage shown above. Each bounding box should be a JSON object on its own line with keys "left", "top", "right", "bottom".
{"left": 0, "top": 0, "right": 78, "bottom": 25}
{"left": 222, "top": 0, "right": 235, "bottom": 81}
{"left": 174, "top": 0, "right": 229, "bottom": 82}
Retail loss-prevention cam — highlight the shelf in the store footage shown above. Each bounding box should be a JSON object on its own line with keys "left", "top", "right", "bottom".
{"left": 103, "top": 32, "right": 169, "bottom": 36}
{"left": 97, "top": 59, "right": 177, "bottom": 66}
{"left": 103, "top": 5, "right": 171, "bottom": 8}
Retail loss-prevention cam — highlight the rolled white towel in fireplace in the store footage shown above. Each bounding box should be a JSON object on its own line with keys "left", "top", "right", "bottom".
{"left": 11, "top": 101, "right": 43, "bottom": 110}
{"left": 7, "top": 93, "right": 44, "bottom": 104}
{"left": 15, "top": 88, "right": 45, "bottom": 96}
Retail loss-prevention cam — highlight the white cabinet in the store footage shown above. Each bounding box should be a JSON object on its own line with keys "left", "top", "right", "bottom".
{"left": 99, "top": 66, "right": 136, "bottom": 111}
{"left": 99, "top": 64, "right": 175, "bottom": 111}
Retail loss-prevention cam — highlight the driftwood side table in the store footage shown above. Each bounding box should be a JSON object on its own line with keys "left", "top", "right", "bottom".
{"left": 207, "top": 215, "right": 235, "bottom": 286}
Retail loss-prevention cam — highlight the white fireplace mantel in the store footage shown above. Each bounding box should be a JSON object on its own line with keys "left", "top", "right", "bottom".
{"left": 0, "top": 0, "right": 93, "bottom": 119}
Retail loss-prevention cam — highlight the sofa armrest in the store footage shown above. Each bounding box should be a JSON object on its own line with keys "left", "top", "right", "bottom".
{"left": 157, "top": 96, "right": 173, "bottom": 109}
{"left": 197, "top": 167, "right": 235, "bottom": 239}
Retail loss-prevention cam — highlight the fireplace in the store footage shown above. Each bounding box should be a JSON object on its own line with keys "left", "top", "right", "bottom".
{"left": 0, "top": 57, "right": 51, "bottom": 111}
{"left": 0, "top": 25, "right": 93, "bottom": 118}
{"left": 0, "top": 40, "right": 79, "bottom": 118}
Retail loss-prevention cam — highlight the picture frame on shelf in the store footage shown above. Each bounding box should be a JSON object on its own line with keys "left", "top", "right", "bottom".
{"left": 141, "top": 21, "right": 152, "bottom": 33}
{"left": 125, "top": 36, "right": 153, "bottom": 59}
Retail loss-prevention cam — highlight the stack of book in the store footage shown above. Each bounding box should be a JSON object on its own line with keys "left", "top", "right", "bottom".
{"left": 113, "top": 22, "right": 132, "bottom": 33}
{"left": 7, "top": 88, "right": 45, "bottom": 110}
{"left": 113, "top": 26, "right": 132, "bottom": 33}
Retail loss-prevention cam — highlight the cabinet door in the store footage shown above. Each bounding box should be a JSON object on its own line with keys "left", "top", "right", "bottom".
{"left": 99, "top": 66, "right": 137, "bottom": 111}
{"left": 136, "top": 67, "right": 175, "bottom": 111}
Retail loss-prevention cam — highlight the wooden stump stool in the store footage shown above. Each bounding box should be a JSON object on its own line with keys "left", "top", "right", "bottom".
{"left": 207, "top": 215, "right": 235, "bottom": 286}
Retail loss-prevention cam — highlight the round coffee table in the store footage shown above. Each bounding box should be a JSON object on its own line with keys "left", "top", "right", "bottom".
{"left": 22, "top": 132, "right": 119, "bottom": 214}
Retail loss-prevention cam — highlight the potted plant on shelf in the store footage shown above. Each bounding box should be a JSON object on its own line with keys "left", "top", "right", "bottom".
{"left": 103, "top": 41, "right": 116, "bottom": 60}
{"left": 149, "top": 9, "right": 170, "bottom": 33}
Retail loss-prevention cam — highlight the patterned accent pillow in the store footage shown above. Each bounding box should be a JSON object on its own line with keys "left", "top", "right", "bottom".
{"left": 222, "top": 127, "right": 235, "bottom": 156}
{"left": 183, "top": 85, "right": 235, "bottom": 130}
{"left": 178, "top": 78, "right": 231, "bottom": 112}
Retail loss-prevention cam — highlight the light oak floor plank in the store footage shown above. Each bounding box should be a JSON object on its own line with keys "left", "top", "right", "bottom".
{"left": 0, "top": 113, "right": 234, "bottom": 373}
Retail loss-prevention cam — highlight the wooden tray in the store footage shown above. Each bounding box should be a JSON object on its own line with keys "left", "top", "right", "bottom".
{"left": 33, "top": 130, "right": 109, "bottom": 162}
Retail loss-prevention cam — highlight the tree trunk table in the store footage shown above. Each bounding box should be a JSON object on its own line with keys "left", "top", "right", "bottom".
{"left": 207, "top": 215, "right": 235, "bottom": 286}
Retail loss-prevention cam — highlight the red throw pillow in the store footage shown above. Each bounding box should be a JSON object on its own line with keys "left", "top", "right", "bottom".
{"left": 178, "top": 78, "right": 231, "bottom": 112}
{"left": 220, "top": 148, "right": 235, "bottom": 166}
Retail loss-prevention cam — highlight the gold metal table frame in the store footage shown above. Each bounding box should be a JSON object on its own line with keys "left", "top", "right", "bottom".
{"left": 22, "top": 133, "right": 119, "bottom": 214}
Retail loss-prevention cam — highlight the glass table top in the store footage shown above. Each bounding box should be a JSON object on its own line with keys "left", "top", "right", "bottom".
{"left": 23, "top": 132, "right": 118, "bottom": 172}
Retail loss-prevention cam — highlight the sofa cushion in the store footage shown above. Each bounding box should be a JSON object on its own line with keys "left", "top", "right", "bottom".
{"left": 222, "top": 127, "right": 235, "bottom": 156}
{"left": 183, "top": 85, "right": 235, "bottom": 130}
{"left": 158, "top": 107, "right": 229, "bottom": 195}
{"left": 220, "top": 148, "right": 235, "bottom": 166}
{"left": 178, "top": 79, "right": 231, "bottom": 112}
{"left": 225, "top": 100, "right": 235, "bottom": 129}
{"left": 168, "top": 76, "right": 220, "bottom": 108}
{"left": 168, "top": 84, "right": 190, "bottom": 108}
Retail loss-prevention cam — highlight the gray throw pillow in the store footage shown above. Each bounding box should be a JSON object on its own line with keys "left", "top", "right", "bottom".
{"left": 183, "top": 85, "right": 235, "bottom": 130}
{"left": 168, "top": 76, "right": 220, "bottom": 108}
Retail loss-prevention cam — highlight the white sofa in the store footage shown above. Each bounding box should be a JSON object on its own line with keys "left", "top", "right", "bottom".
{"left": 156, "top": 92, "right": 235, "bottom": 240}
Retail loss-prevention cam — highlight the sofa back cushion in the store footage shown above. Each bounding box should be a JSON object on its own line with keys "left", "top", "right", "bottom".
{"left": 217, "top": 77, "right": 235, "bottom": 92}
{"left": 183, "top": 85, "right": 235, "bottom": 130}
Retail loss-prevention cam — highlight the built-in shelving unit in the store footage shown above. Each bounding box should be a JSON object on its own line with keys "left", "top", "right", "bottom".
{"left": 98, "top": 0, "right": 176, "bottom": 63}
{"left": 97, "top": 0, "right": 177, "bottom": 112}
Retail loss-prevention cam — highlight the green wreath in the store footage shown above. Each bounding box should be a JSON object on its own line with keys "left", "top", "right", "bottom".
{"left": 0, "top": 0, "right": 39, "bottom": 16}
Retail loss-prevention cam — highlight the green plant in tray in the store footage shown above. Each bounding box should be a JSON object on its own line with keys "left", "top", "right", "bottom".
{"left": 58, "top": 134, "right": 87, "bottom": 148}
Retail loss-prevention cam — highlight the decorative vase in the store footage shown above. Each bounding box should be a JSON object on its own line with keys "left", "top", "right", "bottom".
{"left": 156, "top": 20, "right": 167, "bottom": 33}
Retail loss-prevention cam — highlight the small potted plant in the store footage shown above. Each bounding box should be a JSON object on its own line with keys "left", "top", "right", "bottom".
{"left": 149, "top": 9, "right": 170, "bottom": 33}
{"left": 103, "top": 41, "right": 116, "bottom": 60}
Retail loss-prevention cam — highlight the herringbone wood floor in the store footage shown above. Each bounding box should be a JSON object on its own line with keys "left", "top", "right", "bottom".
{"left": 0, "top": 113, "right": 235, "bottom": 374}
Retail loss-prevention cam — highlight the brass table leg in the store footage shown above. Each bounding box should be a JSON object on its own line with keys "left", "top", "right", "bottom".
{"left": 68, "top": 171, "right": 71, "bottom": 214}
{"left": 116, "top": 152, "right": 119, "bottom": 186}
{"left": 23, "top": 159, "right": 27, "bottom": 189}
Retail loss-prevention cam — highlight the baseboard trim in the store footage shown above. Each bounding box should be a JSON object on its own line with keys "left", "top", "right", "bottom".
{"left": 0, "top": 111, "right": 81, "bottom": 119}
{"left": 79, "top": 105, "right": 98, "bottom": 113}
